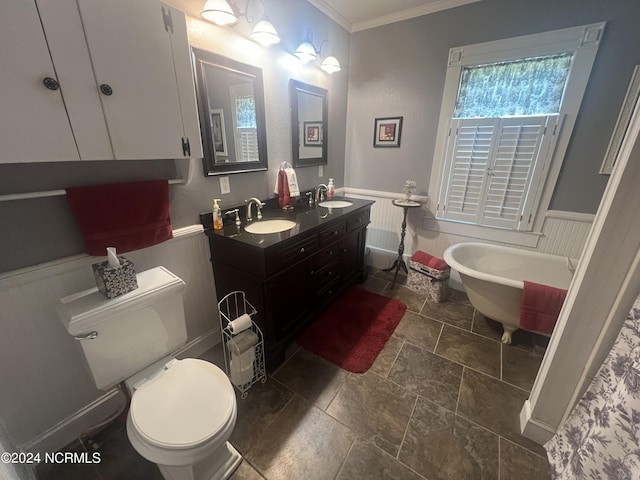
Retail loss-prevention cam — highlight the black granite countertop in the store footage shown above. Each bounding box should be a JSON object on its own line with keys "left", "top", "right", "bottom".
{"left": 201, "top": 196, "right": 375, "bottom": 249}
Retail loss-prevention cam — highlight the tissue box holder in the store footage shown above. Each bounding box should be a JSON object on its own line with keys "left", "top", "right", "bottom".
{"left": 407, "top": 255, "right": 450, "bottom": 303}
{"left": 92, "top": 256, "right": 138, "bottom": 299}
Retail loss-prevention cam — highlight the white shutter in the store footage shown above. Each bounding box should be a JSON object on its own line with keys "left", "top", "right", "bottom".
{"left": 480, "top": 115, "right": 557, "bottom": 230}
{"left": 237, "top": 128, "right": 259, "bottom": 162}
{"left": 439, "top": 118, "right": 498, "bottom": 224}
{"left": 438, "top": 115, "right": 558, "bottom": 231}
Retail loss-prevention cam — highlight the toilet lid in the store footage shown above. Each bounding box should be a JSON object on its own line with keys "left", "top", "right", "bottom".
{"left": 129, "top": 358, "right": 235, "bottom": 449}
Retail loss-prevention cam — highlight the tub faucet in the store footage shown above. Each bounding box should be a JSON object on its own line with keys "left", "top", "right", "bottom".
{"left": 315, "top": 184, "right": 328, "bottom": 203}
{"left": 245, "top": 197, "right": 265, "bottom": 221}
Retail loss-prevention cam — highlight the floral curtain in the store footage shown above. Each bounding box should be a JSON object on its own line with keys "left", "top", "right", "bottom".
{"left": 545, "top": 294, "right": 640, "bottom": 479}
{"left": 454, "top": 53, "right": 573, "bottom": 118}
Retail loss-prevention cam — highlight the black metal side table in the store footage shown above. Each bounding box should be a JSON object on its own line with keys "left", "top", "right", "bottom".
{"left": 383, "top": 198, "right": 422, "bottom": 288}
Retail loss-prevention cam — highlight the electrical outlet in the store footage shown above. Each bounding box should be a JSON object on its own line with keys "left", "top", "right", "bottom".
{"left": 318, "top": 165, "right": 323, "bottom": 177}
{"left": 219, "top": 176, "right": 231, "bottom": 194}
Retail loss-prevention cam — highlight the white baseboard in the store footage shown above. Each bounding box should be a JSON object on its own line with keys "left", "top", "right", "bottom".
{"left": 519, "top": 399, "right": 555, "bottom": 445}
{"left": 23, "top": 388, "right": 126, "bottom": 456}
{"left": 22, "top": 329, "right": 220, "bottom": 455}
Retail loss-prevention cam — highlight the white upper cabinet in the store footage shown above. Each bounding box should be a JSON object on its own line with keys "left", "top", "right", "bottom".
{"left": 0, "top": 0, "right": 202, "bottom": 163}
{"left": 0, "top": 1, "right": 81, "bottom": 163}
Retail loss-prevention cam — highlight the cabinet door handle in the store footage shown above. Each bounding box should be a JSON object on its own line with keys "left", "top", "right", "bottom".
{"left": 333, "top": 230, "right": 339, "bottom": 235}
{"left": 42, "top": 77, "right": 59, "bottom": 91}
{"left": 300, "top": 247, "right": 305, "bottom": 253}
{"left": 100, "top": 84, "right": 113, "bottom": 96}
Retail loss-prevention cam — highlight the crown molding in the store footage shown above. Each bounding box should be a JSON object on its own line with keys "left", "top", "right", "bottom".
{"left": 309, "top": 0, "right": 481, "bottom": 33}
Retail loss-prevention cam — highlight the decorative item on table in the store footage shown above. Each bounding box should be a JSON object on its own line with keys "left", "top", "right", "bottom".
{"left": 92, "top": 247, "right": 138, "bottom": 299}
{"left": 403, "top": 179, "right": 417, "bottom": 201}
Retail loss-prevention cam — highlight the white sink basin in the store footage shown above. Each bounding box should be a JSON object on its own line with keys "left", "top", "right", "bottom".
{"left": 318, "top": 200, "right": 353, "bottom": 208}
{"left": 245, "top": 219, "right": 297, "bottom": 234}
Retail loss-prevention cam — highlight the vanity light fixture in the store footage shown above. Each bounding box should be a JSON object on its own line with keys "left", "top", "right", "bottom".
{"left": 320, "top": 56, "right": 341, "bottom": 74}
{"left": 200, "top": 0, "right": 281, "bottom": 47}
{"left": 294, "top": 32, "right": 341, "bottom": 74}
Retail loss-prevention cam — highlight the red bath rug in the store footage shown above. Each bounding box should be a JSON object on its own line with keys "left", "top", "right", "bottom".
{"left": 298, "top": 287, "right": 407, "bottom": 373}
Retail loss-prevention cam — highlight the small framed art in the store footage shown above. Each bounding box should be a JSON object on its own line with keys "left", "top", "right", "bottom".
{"left": 374, "top": 116, "right": 403, "bottom": 147}
{"left": 304, "top": 121, "right": 323, "bottom": 146}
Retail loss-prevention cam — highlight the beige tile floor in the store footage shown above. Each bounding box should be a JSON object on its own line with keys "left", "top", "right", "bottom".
{"left": 37, "top": 269, "right": 551, "bottom": 480}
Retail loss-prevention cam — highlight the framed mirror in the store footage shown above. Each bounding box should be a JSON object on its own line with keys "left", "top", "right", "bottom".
{"left": 290, "top": 80, "right": 328, "bottom": 167}
{"left": 192, "top": 48, "right": 268, "bottom": 176}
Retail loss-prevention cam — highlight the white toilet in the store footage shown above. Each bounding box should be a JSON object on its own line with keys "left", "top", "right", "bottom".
{"left": 57, "top": 266, "right": 241, "bottom": 480}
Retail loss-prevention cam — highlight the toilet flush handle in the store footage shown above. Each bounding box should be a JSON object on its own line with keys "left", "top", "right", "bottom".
{"left": 74, "top": 331, "right": 98, "bottom": 340}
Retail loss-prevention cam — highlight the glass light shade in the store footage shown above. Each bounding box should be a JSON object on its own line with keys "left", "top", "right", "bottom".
{"left": 294, "top": 41, "right": 317, "bottom": 63}
{"left": 320, "top": 56, "right": 341, "bottom": 73}
{"left": 251, "top": 19, "right": 281, "bottom": 46}
{"left": 201, "top": 0, "right": 237, "bottom": 26}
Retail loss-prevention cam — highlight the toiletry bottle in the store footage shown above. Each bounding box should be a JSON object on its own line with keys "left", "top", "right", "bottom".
{"left": 327, "top": 178, "right": 335, "bottom": 199}
{"left": 213, "top": 199, "right": 223, "bottom": 230}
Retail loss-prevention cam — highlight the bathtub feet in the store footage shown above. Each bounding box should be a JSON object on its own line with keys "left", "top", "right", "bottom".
{"left": 501, "top": 326, "right": 517, "bottom": 344}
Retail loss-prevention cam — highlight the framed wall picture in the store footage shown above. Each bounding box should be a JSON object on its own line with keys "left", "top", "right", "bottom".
{"left": 211, "top": 108, "right": 228, "bottom": 157}
{"left": 374, "top": 116, "right": 403, "bottom": 147}
{"left": 303, "top": 121, "right": 323, "bottom": 146}
{"left": 600, "top": 65, "right": 640, "bottom": 174}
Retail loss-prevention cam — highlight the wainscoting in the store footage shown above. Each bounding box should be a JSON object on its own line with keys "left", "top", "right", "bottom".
{"left": 345, "top": 188, "right": 595, "bottom": 275}
{"left": 0, "top": 226, "right": 218, "bottom": 454}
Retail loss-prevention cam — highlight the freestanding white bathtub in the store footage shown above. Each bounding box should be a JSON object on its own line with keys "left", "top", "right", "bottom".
{"left": 444, "top": 243, "right": 574, "bottom": 344}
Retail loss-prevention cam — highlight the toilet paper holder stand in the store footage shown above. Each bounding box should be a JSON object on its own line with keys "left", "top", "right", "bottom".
{"left": 218, "top": 291, "right": 266, "bottom": 398}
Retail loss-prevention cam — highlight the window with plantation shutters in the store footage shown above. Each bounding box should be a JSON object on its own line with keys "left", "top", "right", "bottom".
{"left": 439, "top": 115, "right": 558, "bottom": 230}
{"left": 429, "top": 24, "right": 604, "bottom": 241}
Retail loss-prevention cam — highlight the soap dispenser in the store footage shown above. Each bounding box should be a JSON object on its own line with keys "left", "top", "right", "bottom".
{"left": 213, "top": 199, "right": 223, "bottom": 230}
{"left": 327, "top": 178, "right": 335, "bottom": 199}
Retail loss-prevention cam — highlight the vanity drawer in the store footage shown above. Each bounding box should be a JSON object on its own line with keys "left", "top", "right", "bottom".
{"left": 318, "top": 220, "right": 347, "bottom": 246}
{"left": 313, "top": 258, "right": 340, "bottom": 289}
{"left": 347, "top": 209, "right": 370, "bottom": 232}
{"left": 268, "top": 236, "right": 317, "bottom": 274}
{"left": 314, "top": 263, "right": 341, "bottom": 300}
{"left": 316, "top": 242, "right": 341, "bottom": 268}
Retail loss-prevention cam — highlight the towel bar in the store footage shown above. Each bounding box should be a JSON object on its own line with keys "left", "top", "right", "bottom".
{"left": 0, "top": 159, "right": 195, "bottom": 203}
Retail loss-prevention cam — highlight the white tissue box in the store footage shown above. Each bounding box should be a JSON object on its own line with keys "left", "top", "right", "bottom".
{"left": 92, "top": 256, "right": 138, "bottom": 299}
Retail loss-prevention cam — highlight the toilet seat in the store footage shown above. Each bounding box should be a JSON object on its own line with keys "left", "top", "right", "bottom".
{"left": 129, "top": 358, "right": 235, "bottom": 450}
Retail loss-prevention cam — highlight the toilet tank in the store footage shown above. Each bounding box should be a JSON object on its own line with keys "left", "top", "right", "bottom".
{"left": 57, "top": 266, "right": 187, "bottom": 390}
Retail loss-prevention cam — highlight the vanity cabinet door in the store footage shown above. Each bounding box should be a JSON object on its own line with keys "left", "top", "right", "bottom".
{"left": 0, "top": 1, "right": 80, "bottom": 163}
{"left": 341, "top": 229, "right": 366, "bottom": 281}
{"left": 266, "top": 259, "right": 314, "bottom": 341}
{"left": 76, "top": 0, "right": 199, "bottom": 160}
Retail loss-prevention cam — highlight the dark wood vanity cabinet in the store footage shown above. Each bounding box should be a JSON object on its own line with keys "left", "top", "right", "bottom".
{"left": 205, "top": 203, "right": 372, "bottom": 370}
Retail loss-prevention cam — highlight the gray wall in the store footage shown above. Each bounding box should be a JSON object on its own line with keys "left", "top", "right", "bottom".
{"left": 0, "top": 0, "right": 350, "bottom": 273}
{"left": 345, "top": 0, "right": 640, "bottom": 214}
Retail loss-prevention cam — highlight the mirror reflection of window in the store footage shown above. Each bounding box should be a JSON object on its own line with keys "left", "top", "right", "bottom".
{"left": 230, "top": 83, "right": 258, "bottom": 162}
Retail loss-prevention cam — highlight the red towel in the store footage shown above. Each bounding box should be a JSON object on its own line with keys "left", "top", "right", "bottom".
{"left": 520, "top": 281, "right": 568, "bottom": 335}
{"left": 66, "top": 179, "right": 173, "bottom": 256}
{"left": 276, "top": 170, "right": 295, "bottom": 208}
{"left": 410, "top": 251, "right": 449, "bottom": 271}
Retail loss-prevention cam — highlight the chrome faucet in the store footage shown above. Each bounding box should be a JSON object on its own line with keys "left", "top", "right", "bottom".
{"left": 315, "top": 184, "right": 328, "bottom": 203}
{"left": 245, "top": 197, "right": 265, "bottom": 221}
